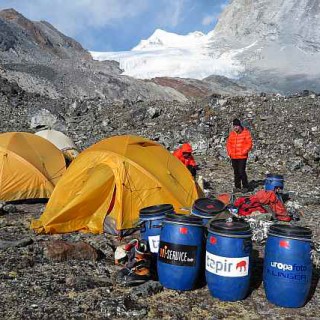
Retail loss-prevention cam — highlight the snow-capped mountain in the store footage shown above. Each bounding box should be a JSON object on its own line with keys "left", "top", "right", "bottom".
{"left": 91, "top": 0, "right": 320, "bottom": 93}
{"left": 91, "top": 28, "right": 246, "bottom": 80}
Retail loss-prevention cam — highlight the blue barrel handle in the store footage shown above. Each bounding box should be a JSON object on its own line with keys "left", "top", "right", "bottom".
{"left": 137, "top": 220, "right": 146, "bottom": 233}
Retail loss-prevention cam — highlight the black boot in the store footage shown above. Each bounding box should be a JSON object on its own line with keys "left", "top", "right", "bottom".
{"left": 116, "top": 239, "right": 151, "bottom": 286}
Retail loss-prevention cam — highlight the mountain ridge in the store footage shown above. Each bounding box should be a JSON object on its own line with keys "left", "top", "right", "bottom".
{"left": 92, "top": 0, "right": 320, "bottom": 94}
{"left": 0, "top": 8, "right": 189, "bottom": 101}
{"left": 0, "top": 8, "right": 91, "bottom": 60}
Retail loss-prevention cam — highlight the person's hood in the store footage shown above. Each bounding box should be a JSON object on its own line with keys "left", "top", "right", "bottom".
{"left": 181, "top": 143, "right": 193, "bottom": 153}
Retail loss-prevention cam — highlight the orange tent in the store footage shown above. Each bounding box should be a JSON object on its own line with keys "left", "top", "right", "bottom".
{"left": 32, "top": 135, "right": 202, "bottom": 234}
{"left": 0, "top": 132, "right": 66, "bottom": 201}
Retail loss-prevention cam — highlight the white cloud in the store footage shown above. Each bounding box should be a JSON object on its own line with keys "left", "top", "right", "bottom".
{"left": 170, "top": 0, "right": 185, "bottom": 27}
{"left": 0, "top": 0, "right": 148, "bottom": 36}
{"left": 156, "top": 0, "right": 187, "bottom": 28}
{"left": 202, "top": 15, "right": 216, "bottom": 26}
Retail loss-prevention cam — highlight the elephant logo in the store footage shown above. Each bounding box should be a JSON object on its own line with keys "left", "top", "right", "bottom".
{"left": 236, "top": 260, "right": 247, "bottom": 272}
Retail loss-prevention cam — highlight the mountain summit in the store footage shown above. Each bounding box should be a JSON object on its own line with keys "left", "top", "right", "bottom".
{"left": 92, "top": 0, "right": 320, "bottom": 94}
{"left": 0, "top": 8, "right": 91, "bottom": 60}
{"left": 91, "top": 28, "right": 244, "bottom": 80}
{"left": 132, "top": 29, "right": 206, "bottom": 51}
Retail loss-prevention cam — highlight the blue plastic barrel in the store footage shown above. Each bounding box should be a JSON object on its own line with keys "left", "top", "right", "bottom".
{"left": 263, "top": 224, "right": 313, "bottom": 308}
{"left": 139, "top": 204, "right": 174, "bottom": 253}
{"left": 265, "top": 174, "right": 284, "bottom": 191}
{"left": 157, "top": 214, "right": 204, "bottom": 290}
{"left": 206, "top": 219, "right": 252, "bottom": 301}
{"left": 191, "top": 198, "right": 226, "bottom": 225}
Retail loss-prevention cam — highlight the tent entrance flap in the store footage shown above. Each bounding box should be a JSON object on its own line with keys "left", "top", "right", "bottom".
{"left": 103, "top": 186, "right": 117, "bottom": 234}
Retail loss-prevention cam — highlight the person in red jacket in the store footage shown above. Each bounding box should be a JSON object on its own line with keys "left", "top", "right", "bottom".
{"left": 173, "top": 143, "right": 198, "bottom": 177}
{"left": 226, "top": 119, "right": 253, "bottom": 192}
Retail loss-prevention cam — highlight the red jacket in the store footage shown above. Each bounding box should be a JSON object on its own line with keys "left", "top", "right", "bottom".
{"left": 226, "top": 127, "right": 253, "bottom": 159}
{"left": 173, "top": 143, "right": 197, "bottom": 167}
{"left": 234, "top": 190, "right": 291, "bottom": 222}
{"left": 251, "top": 190, "right": 290, "bottom": 221}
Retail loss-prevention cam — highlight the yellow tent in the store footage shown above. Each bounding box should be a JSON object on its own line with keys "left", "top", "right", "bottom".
{"left": 32, "top": 135, "right": 201, "bottom": 234}
{"left": 0, "top": 132, "right": 66, "bottom": 201}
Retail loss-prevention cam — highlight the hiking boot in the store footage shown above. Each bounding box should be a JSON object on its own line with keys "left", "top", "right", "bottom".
{"left": 115, "top": 267, "right": 131, "bottom": 283}
{"left": 120, "top": 260, "right": 151, "bottom": 286}
{"left": 116, "top": 239, "right": 151, "bottom": 286}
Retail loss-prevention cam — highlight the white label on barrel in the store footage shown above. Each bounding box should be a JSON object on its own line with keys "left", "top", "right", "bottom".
{"left": 206, "top": 252, "right": 249, "bottom": 277}
{"left": 148, "top": 235, "right": 160, "bottom": 253}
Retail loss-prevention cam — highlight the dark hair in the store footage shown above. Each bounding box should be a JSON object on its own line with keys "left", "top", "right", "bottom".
{"left": 233, "top": 118, "right": 241, "bottom": 126}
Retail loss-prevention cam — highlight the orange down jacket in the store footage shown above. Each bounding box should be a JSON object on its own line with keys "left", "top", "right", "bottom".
{"left": 226, "top": 128, "right": 253, "bottom": 159}
{"left": 173, "top": 143, "right": 197, "bottom": 167}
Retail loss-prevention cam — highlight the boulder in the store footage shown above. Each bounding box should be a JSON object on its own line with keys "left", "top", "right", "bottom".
{"left": 43, "top": 241, "right": 100, "bottom": 262}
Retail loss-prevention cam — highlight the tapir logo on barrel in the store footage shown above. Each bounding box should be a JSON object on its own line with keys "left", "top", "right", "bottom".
{"left": 206, "top": 252, "right": 249, "bottom": 277}
{"left": 236, "top": 260, "right": 247, "bottom": 272}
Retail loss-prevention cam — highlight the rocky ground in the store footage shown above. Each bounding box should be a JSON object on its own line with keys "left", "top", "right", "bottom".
{"left": 1, "top": 76, "right": 319, "bottom": 176}
{"left": 0, "top": 160, "right": 319, "bottom": 320}
{"left": 0, "top": 77, "right": 320, "bottom": 319}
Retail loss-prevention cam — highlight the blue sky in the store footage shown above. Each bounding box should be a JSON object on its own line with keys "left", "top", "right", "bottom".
{"left": 0, "top": 0, "right": 229, "bottom": 51}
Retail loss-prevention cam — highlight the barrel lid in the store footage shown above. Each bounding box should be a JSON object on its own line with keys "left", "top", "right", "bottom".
{"left": 193, "top": 198, "right": 225, "bottom": 214}
{"left": 208, "top": 219, "right": 251, "bottom": 236}
{"left": 140, "top": 204, "right": 174, "bottom": 216}
{"left": 165, "top": 213, "right": 203, "bottom": 226}
{"left": 269, "top": 224, "right": 312, "bottom": 239}
{"left": 266, "top": 174, "right": 284, "bottom": 179}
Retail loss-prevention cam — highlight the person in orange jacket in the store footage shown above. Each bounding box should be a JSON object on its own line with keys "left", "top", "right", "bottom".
{"left": 226, "top": 119, "right": 253, "bottom": 192}
{"left": 173, "top": 143, "right": 198, "bottom": 177}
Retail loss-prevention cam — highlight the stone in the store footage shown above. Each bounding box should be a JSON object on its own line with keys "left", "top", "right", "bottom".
{"left": 130, "top": 281, "right": 163, "bottom": 299}
{"left": 43, "top": 241, "right": 100, "bottom": 262}
{"left": 65, "top": 276, "right": 112, "bottom": 291}
{"left": 2, "top": 204, "right": 17, "bottom": 213}
{"left": 30, "top": 108, "right": 66, "bottom": 131}
{"left": 146, "top": 107, "right": 160, "bottom": 119}
{"left": 0, "top": 237, "right": 33, "bottom": 249}
{"left": 0, "top": 201, "right": 5, "bottom": 212}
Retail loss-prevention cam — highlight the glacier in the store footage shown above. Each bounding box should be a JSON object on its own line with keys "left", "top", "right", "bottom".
{"left": 90, "top": 29, "right": 247, "bottom": 80}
